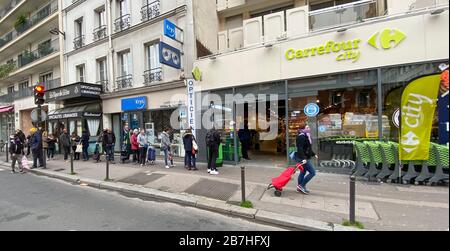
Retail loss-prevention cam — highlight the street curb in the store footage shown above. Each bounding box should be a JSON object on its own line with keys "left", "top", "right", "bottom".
{"left": 4, "top": 162, "right": 369, "bottom": 231}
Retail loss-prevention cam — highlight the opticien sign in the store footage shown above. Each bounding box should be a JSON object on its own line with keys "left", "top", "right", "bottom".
{"left": 285, "top": 29, "right": 406, "bottom": 63}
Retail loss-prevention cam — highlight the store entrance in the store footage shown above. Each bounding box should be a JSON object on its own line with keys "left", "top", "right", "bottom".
{"left": 238, "top": 99, "right": 287, "bottom": 168}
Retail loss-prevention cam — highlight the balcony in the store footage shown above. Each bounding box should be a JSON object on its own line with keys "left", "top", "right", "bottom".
{"left": 217, "top": 0, "right": 246, "bottom": 12}
{"left": 73, "top": 35, "right": 85, "bottom": 50}
{"left": 309, "top": 0, "right": 378, "bottom": 31}
{"left": 143, "top": 67, "right": 163, "bottom": 86}
{"left": 44, "top": 78, "right": 61, "bottom": 90}
{"left": 141, "top": 0, "right": 161, "bottom": 22}
{"left": 0, "top": 0, "right": 58, "bottom": 50}
{"left": 115, "top": 74, "right": 133, "bottom": 91}
{"left": 17, "top": 39, "right": 59, "bottom": 68}
{"left": 0, "top": 0, "right": 23, "bottom": 20}
{"left": 114, "top": 14, "right": 130, "bottom": 33}
{"left": 0, "top": 93, "right": 14, "bottom": 104}
{"left": 96, "top": 80, "right": 109, "bottom": 93}
{"left": 93, "top": 25, "right": 107, "bottom": 41}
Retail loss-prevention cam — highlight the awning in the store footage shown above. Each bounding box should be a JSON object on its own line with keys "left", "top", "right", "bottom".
{"left": 48, "top": 104, "right": 102, "bottom": 120}
{"left": 0, "top": 106, "right": 14, "bottom": 113}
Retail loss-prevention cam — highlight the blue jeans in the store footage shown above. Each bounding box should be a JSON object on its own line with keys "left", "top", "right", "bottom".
{"left": 163, "top": 147, "right": 173, "bottom": 166}
{"left": 185, "top": 151, "right": 196, "bottom": 168}
{"left": 298, "top": 160, "right": 316, "bottom": 188}
{"left": 82, "top": 144, "right": 89, "bottom": 160}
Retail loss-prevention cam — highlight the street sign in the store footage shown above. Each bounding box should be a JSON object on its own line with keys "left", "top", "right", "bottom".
{"left": 304, "top": 103, "right": 320, "bottom": 117}
{"left": 31, "top": 109, "right": 47, "bottom": 122}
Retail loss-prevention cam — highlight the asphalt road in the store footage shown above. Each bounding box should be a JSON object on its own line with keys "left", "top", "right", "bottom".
{"left": 0, "top": 168, "right": 283, "bottom": 231}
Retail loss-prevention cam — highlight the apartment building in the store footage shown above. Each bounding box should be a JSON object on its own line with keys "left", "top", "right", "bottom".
{"left": 0, "top": 0, "right": 62, "bottom": 140}
{"left": 193, "top": 0, "right": 449, "bottom": 167}
{"left": 47, "top": 0, "right": 217, "bottom": 155}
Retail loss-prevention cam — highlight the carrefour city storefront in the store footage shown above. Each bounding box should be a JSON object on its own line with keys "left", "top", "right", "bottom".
{"left": 194, "top": 10, "right": 449, "bottom": 168}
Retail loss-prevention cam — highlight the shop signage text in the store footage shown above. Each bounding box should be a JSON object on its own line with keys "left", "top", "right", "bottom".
{"left": 187, "top": 79, "right": 196, "bottom": 133}
{"left": 48, "top": 112, "right": 79, "bottom": 120}
{"left": 285, "top": 29, "right": 406, "bottom": 64}
{"left": 46, "top": 83, "right": 102, "bottom": 102}
{"left": 121, "top": 96, "right": 148, "bottom": 112}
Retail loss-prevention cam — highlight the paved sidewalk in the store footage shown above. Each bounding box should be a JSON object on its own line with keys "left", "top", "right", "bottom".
{"left": 1, "top": 155, "right": 448, "bottom": 231}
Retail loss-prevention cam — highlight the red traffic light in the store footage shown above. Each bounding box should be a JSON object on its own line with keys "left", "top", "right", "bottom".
{"left": 35, "top": 85, "right": 45, "bottom": 93}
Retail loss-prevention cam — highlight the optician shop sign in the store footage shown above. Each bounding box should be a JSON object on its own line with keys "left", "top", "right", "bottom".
{"left": 285, "top": 28, "right": 406, "bottom": 63}
{"left": 121, "top": 96, "right": 148, "bottom": 112}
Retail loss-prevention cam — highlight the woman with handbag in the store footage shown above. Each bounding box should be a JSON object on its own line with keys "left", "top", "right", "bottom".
{"left": 183, "top": 129, "right": 198, "bottom": 171}
{"left": 71, "top": 132, "right": 81, "bottom": 160}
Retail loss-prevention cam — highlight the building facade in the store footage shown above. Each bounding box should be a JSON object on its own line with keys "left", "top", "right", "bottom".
{"left": 0, "top": 0, "right": 62, "bottom": 141}
{"left": 55, "top": 0, "right": 217, "bottom": 155}
{"left": 193, "top": 0, "right": 449, "bottom": 167}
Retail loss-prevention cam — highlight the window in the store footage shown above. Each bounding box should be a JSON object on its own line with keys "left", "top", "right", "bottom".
{"left": 7, "top": 85, "right": 15, "bottom": 94}
{"left": 119, "top": 0, "right": 129, "bottom": 16}
{"left": 310, "top": 0, "right": 360, "bottom": 11}
{"left": 97, "top": 8, "right": 106, "bottom": 27}
{"left": 75, "top": 18, "right": 83, "bottom": 37}
{"left": 39, "top": 72, "right": 53, "bottom": 84}
{"left": 76, "top": 64, "right": 85, "bottom": 82}
{"left": 19, "top": 81, "right": 29, "bottom": 90}
{"left": 97, "top": 58, "right": 108, "bottom": 82}
{"left": 146, "top": 43, "right": 160, "bottom": 70}
{"left": 118, "top": 51, "right": 132, "bottom": 76}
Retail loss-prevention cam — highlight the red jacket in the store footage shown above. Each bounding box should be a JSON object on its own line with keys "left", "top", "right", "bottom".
{"left": 131, "top": 134, "right": 139, "bottom": 150}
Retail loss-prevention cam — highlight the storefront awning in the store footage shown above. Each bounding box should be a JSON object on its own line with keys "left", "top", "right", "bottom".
{"left": 46, "top": 82, "right": 102, "bottom": 103}
{"left": 48, "top": 104, "right": 102, "bottom": 120}
{"left": 0, "top": 106, "right": 14, "bottom": 113}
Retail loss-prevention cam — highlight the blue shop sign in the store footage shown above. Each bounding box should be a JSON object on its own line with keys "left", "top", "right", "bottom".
{"left": 121, "top": 96, "right": 148, "bottom": 111}
{"left": 164, "top": 19, "right": 177, "bottom": 40}
{"left": 160, "top": 42, "right": 181, "bottom": 69}
{"left": 304, "top": 103, "right": 320, "bottom": 117}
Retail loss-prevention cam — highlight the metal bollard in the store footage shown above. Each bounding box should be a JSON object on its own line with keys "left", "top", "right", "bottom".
{"left": 106, "top": 153, "right": 110, "bottom": 181}
{"left": 241, "top": 166, "right": 246, "bottom": 203}
{"left": 350, "top": 175, "right": 356, "bottom": 224}
{"left": 6, "top": 142, "right": 8, "bottom": 163}
{"left": 70, "top": 152, "right": 74, "bottom": 175}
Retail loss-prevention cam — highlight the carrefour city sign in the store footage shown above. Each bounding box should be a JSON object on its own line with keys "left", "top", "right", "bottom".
{"left": 285, "top": 29, "right": 406, "bottom": 63}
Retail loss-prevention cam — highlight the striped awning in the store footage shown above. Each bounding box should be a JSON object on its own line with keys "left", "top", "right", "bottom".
{"left": 0, "top": 106, "right": 14, "bottom": 113}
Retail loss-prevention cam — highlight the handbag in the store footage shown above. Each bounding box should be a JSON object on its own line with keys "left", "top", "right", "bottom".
{"left": 76, "top": 143, "right": 83, "bottom": 153}
{"left": 192, "top": 140, "right": 199, "bottom": 151}
{"left": 21, "top": 156, "right": 30, "bottom": 170}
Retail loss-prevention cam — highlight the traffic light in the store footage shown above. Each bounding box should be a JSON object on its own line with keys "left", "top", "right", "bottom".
{"left": 34, "top": 85, "right": 45, "bottom": 105}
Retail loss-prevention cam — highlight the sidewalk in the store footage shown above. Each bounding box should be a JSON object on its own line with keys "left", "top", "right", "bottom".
{"left": 1, "top": 155, "right": 448, "bottom": 231}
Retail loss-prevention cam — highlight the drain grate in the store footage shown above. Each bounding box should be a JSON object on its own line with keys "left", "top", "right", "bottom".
{"left": 54, "top": 169, "right": 65, "bottom": 172}
{"left": 184, "top": 179, "right": 238, "bottom": 201}
{"left": 119, "top": 173, "right": 166, "bottom": 185}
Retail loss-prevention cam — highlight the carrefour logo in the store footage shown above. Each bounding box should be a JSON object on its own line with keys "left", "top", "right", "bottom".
{"left": 368, "top": 29, "right": 406, "bottom": 50}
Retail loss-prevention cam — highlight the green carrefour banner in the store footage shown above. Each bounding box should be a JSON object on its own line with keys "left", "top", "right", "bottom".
{"left": 400, "top": 74, "right": 441, "bottom": 161}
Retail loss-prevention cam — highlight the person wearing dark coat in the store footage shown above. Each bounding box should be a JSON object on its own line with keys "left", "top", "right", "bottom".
{"left": 81, "top": 130, "right": 90, "bottom": 161}
{"left": 59, "top": 129, "right": 71, "bottom": 161}
{"left": 9, "top": 134, "right": 24, "bottom": 173}
{"left": 103, "top": 129, "right": 116, "bottom": 163}
{"left": 183, "top": 129, "right": 198, "bottom": 171}
{"left": 238, "top": 121, "right": 251, "bottom": 160}
{"left": 71, "top": 132, "right": 81, "bottom": 160}
{"left": 296, "top": 124, "right": 319, "bottom": 195}
{"left": 30, "top": 128, "right": 44, "bottom": 169}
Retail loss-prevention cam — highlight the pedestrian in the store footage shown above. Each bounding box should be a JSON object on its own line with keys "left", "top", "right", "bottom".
{"left": 16, "top": 129, "right": 26, "bottom": 145}
{"left": 206, "top": 128, "right": 221, "bottom": 175}
{"left": 238, "top": 121, "right": 251, "bottom": 160}
{"left": 103, "top": 128, "right": 116, "bottom": 164}
{"left": 42, "top": 130, "right": 49, "bottom": 161}
{"left": 46, "top": 133, "right": 56, "bottom": 160}
{"left": 161, "top": 128, "right": 174, "bottom": 169}
{"left": 122, "top": 124, "right": 132, "bottom": 162}
{"left": 296, "top": 124, "right": 319, "bottom": 195}
{"left": 9, "top": 134, "right": 24, "bottom": 174}
{"left": 81, "top": 129, "right": 90, "bottom": 161}
{"left": 0, "top": 139, "right": 4, "bottom": 152}
{"left": 183, "top": 129, "right": 198, "bottom": 171}
{"left": 30, "top": 128, "right": 44, "bottom": 169}
{"left": 59, "top": 129, "right": 71, "bottom": 162}
{"left": 71, "top": 132, "right": 81, "bottom": 161}
{"left": 26, "top": 135, "right": 31, "bottom": 156}
{"left": 137, "top": 129, "right": 148, "bottom": 166}
{"left": 131, "top": 129, "right": 139, "bottom": 164}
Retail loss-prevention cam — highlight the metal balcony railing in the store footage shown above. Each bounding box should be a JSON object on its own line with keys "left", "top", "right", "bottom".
{"left": 0, "top": 0, "right": 58, "bottom": 50}
{"left": 143, "top": 67, "right": 163, "bottom": 86}
{"left": 141, "top": 0, "right": 161, "bottom": 22}
{"left": 44, "top": 78, "right": 61, "bottom": 90}
{"left": 115, "top": 74, "right": 133, "bottom": 91}
{"left": 114, "top": 14, "right": 131, "bottom": 32}
{"left": 96, "top": 80, "right": 109, "bottom": 93}
{"left": 93, "top": 25, "right": 107, "bottom": 41}
{"left": 0, "top": 93, "right": 14, "bottom": 104}
{"left": 0, "top": 0, "right": 23, "bottom": 20}
{"left": 73, "top": 35, "right": 85, "bottom": 50}
{"left": 309, "top": 0, "right": 378, "bottom": 31}
{"left": 17, "top": 39, "right": 59, "bottom": 68}
{"left": 13, "top": 86, "right": 33, "bottom": 99}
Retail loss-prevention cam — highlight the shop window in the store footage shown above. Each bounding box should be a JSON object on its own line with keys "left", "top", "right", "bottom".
{"left": 357, "top": 90, "right": 370, "bottom": 108}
